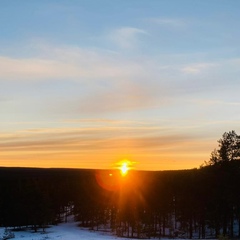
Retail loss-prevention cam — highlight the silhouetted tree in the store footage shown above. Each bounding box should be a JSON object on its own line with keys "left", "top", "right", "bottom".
{"left": 208, "top": 130, "right": 240, "bottom": 165}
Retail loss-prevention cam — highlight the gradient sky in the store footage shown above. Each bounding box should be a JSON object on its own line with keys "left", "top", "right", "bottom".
{"left": 1, "top": 0, "right": 240, "bottom": 170}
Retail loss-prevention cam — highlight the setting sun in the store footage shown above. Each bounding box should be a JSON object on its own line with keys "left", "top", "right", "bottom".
{"left": 115, "top": 159, "right": 135, "bottom": 176}
{"left": 120, "top": 162, "right": 129, "bottom": 176}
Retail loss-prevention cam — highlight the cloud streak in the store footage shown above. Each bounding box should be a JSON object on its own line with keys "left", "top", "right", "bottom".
{"left": 181, "top": 63, "right": 218, "bottom": 74}
{"left": 148, "top": 18, "right": 187, "bottom": 27}
{"left": 0, "top": 42, "right": 153, "bottom": 82}
{"left": 109, "top": 27, "right": 148, "bottom": 49}
{"left": 1, "top": 42, "right": 240, "bottom": 116}
{"left": 0, "top": 126, "right": 211, "bottom": 154}
{"left": 0, "top": 123, "right": 215, "bottom": 170}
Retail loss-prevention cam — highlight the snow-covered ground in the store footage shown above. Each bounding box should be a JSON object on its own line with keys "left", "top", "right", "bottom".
{"left": 0, "top": 221, "right": 120, "bottom": 240}
{"left": 0, "top": 220, "right": 216, "bottom": 240}
{"left": 0, "top": 221, "right": 127, "bottom": 240}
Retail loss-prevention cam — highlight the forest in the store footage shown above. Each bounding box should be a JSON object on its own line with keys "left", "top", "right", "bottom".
{"left": 0, "top": 162, "right": 239, "bottom": 239}
{"left": 0, "top": 131, "right": 240, "bottom": 239}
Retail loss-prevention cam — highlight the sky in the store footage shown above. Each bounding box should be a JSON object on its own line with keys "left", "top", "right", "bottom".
{"left": 1, "top": 0, "right": 240, "bottom": 171}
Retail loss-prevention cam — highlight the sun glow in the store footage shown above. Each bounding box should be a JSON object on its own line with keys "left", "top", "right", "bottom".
{"left": 115, "top": 159, "right": 135, "bottom": 176}
{"left": 120, "top": 162, "right": 129, "bottom": 176}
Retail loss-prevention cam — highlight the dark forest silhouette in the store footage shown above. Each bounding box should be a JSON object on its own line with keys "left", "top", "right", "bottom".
{"left": 0, "top": 131, "right": 240, "bottom": 239}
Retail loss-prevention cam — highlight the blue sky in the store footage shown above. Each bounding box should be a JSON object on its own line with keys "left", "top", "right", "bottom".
{"left": 1, "top": 0, "right": 240, "bottom": 170}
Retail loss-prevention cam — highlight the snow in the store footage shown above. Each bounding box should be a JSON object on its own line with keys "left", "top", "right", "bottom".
{"left": 0, "top": 221, "right": 134, "bottom": 240}
{"left": 0, "top": 219, "right": 216, "bottom": 240}
{"left": 0, "top": 223, "right": 106, "bottom": 240}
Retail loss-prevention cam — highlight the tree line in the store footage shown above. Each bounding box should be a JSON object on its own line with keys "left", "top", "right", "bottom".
{"left": 0, "top": 131, "right": 240, "bottom": 239}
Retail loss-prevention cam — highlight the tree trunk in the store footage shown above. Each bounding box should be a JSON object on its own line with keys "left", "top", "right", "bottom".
{"left": 215, "top": 221, "right": 220, "bottom": 239}
{"left": 201, "top": 220, "right": 205, "bottom": 239}
{"left": 159, "top": 215, "right": 162, "bottom": 237}
{"left": 238, "top": 216, "right": 240, "bottom": 238}
{"left": 189, "top": 215, "right": 193, "bottom": 239}
{"left": 230, "top": 210, "right": 234, "bottom": 238}
{"left": 162, "top": 214, "right": 166, "bottom": 237}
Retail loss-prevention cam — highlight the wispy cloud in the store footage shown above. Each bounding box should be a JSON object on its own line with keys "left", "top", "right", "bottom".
{"left": 0, "top": 46, "right": 145, "bottom": 81}
{"left": 0, "top": 43, "right": 172, "bottom": 113}
{"left": 181, "top": 63, "right": 217, "bottom": 74}
{"left": 0, "top": 123, "right": 215, "bottom": 170}
{"left": 63, "top": 118, "right": 141, "bottom": 125}
{"left": 0, "top": 56, "right": 82, "bottom": 81}
{"left": 108, "top": 27, "right": 148, "bottom": 49}
{"left": 1, "top": 118, "right": 233, "bottom": 169}
{"left": 148, "top": 18, "right": 186, "bottom": 27}
{"left": 74, "top": 81, "right": 163, "bottom": 113}
{"left": 194, "top": 99, "right": 240, "bottom": 107}
{"left": 0, "top": 126, "right": 210, "bottom": 153}
{"left": 1, "top": 43, "right": 240, "bottom": 116}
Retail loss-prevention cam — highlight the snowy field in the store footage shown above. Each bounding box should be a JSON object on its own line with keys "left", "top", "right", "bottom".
{"left": 0, "top": 220, "right": 216, "bottom": 240}
{"left": 1, "top": 221, "right": 126, "bottom": 240}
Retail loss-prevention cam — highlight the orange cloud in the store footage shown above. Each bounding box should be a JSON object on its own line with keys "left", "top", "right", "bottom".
{"left": 0, "top": 126, "right": 214, "bottom": 170}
